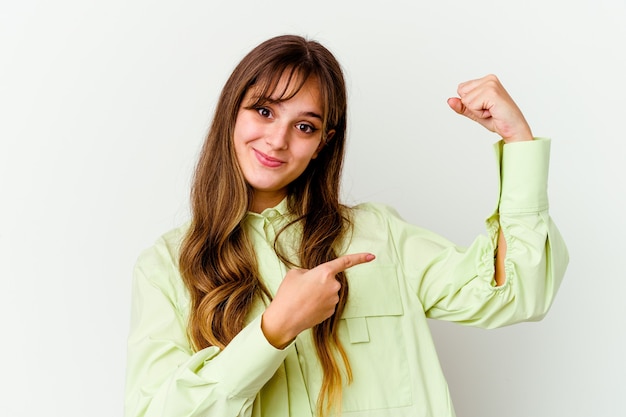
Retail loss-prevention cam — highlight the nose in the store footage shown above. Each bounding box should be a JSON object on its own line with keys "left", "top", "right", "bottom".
{"left": 265, "top": 122, "right": 289, "bottom": 150}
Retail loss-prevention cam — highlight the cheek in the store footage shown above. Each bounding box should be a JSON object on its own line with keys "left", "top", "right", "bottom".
{"left": 294, "top": 141, "right": 323, "bottom": 163}
{"left": 233, "top": 114, "right": 262, "bottom": 146}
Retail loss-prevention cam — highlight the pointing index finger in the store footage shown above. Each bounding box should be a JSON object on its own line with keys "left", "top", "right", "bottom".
{"left": 321, "top": 253, "right": 376, "bottom": 274}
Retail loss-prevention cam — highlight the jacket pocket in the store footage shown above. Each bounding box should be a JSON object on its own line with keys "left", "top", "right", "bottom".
{"left": 338, "top": 264, "right": 412, "bottom": 411}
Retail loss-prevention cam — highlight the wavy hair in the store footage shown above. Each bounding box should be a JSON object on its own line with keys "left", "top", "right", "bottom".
{"left": 178, "top": 35, "right": 351, "bottom": 416}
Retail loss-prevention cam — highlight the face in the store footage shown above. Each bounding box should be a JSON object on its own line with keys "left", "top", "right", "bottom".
{"left": 234, "top": 75, "right": 334, "bottom": 212}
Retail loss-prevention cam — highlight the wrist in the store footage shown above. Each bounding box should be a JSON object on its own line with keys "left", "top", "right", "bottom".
{"left": 261, "top": 308, "right": 297, "bottom": 349}
{"left": 503, "top": 135, "right": 533, "bottom": 144}
{"left": 502, "top": 126, "right": 533, "bottom": 144}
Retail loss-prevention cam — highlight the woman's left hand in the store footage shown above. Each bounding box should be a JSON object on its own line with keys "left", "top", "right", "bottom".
{"left": 447, "top": 74, "right": 533, "bottom": 144}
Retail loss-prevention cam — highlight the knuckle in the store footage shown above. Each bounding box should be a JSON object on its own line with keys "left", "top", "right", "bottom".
{"left": 485, "top": 76, "right": 501, "bottom": 89}
{"left": 318, "top": 264, "right": 333, "bottom": 276}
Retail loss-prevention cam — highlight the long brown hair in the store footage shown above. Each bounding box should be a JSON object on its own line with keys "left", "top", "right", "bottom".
{"left": 179, "top": 34, "right": 351, "bottom": 416}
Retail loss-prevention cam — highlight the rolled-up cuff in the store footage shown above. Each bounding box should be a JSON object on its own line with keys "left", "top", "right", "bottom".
{"left": 496, "top": 137, "right": 551, "bottom": 214}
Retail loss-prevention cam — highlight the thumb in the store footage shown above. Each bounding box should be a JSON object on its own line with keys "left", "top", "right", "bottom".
{"left": 447, "top": 97, "right": 491, "bottom": 126}
{"left": 447, "top": 97, "right": 465, "bottom": 115}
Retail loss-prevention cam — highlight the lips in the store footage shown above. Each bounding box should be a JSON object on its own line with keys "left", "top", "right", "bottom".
{"left": 254, "top": 149, "right": 285, "bottom": 168}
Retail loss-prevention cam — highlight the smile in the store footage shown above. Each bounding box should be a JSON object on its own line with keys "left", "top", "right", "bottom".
{"left": 254, "top": 149, "right": 285, "bottom": 168}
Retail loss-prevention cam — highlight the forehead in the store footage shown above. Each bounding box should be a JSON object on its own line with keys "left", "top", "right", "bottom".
{"left": 246, "top": 70, "right": 322, "bottom": 105}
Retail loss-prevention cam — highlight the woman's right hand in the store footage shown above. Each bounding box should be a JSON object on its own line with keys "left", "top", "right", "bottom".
{"left": 261, "top": 252, "right": 375, "bottom": 349}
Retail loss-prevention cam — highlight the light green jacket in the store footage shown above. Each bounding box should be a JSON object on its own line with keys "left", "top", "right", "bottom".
{"left": 125, "top": 139, "right": 569, "bottom": 417}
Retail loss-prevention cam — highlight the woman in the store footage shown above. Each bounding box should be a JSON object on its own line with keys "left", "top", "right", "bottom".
{"left": 125, "top": 34, "right": 568, "bottom": 417}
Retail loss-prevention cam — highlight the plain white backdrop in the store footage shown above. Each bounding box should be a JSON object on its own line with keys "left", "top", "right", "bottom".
{"left": 1, "top": 1, "right": 624, "bottom": 416}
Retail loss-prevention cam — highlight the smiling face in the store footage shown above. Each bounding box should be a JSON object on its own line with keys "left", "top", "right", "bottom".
{"left": 233, "top": 75, "right": 334, "bottom": 212}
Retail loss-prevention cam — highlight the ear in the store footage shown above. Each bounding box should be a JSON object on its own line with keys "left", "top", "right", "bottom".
{"left": 312, "top": 129, "right": 335, "bottom": 159}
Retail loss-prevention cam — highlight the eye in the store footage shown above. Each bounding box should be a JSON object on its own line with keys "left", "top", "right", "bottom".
{"left": 296, "top": 123, "right": 318, "bottom": 134}
{"left": 256, "top": 107, "right": 272, "bottom": 118}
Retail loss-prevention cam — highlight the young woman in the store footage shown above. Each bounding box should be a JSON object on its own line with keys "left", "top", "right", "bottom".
{"left": 125, "top": 34, "right": 568, "bottom": 417}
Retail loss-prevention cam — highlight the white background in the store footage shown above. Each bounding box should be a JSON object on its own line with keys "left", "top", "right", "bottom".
{"left": 1, "top": 1, "right": 624, "bottom": 416}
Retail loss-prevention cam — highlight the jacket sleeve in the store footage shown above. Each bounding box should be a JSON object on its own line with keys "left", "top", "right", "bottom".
{"left": 394, "top": 138, "right": 569, "bottom": 328}
{"left": 124, "top": 240, "right": 290, "bottom": 417}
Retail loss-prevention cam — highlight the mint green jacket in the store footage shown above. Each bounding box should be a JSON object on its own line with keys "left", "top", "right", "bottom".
{"left": 125, "top": 139, "right": 568, "bottom": 417}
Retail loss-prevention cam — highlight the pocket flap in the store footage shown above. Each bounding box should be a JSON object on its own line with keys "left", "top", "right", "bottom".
{"left": 343, "top": 264, "right": 403, "bottom": 318}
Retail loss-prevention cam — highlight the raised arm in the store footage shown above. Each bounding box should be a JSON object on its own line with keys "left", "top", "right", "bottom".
{"left": 448, "top": 74, "right": 533, "bottom": 286}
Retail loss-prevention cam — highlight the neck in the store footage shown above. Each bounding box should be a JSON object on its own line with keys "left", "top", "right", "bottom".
{"left": 250, "top": 191, "right": 285, "bottom": 213}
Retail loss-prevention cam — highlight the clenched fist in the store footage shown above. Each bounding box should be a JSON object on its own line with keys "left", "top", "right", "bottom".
{"left": 447, "top": 74, "right": 533, "bottom": 144}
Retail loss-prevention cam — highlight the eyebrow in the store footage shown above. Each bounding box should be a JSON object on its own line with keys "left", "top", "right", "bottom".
{"left": 249, "top": 94, "right": 323, "bottom": 121}
{"left": 300, "top": 110, "right": 323, "bottom": 120}
{"left": 269, "top": 99, "right": 321, "bottom": 118}
{"left": 271, "top": 98, "right": 323, "bottom": 120}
